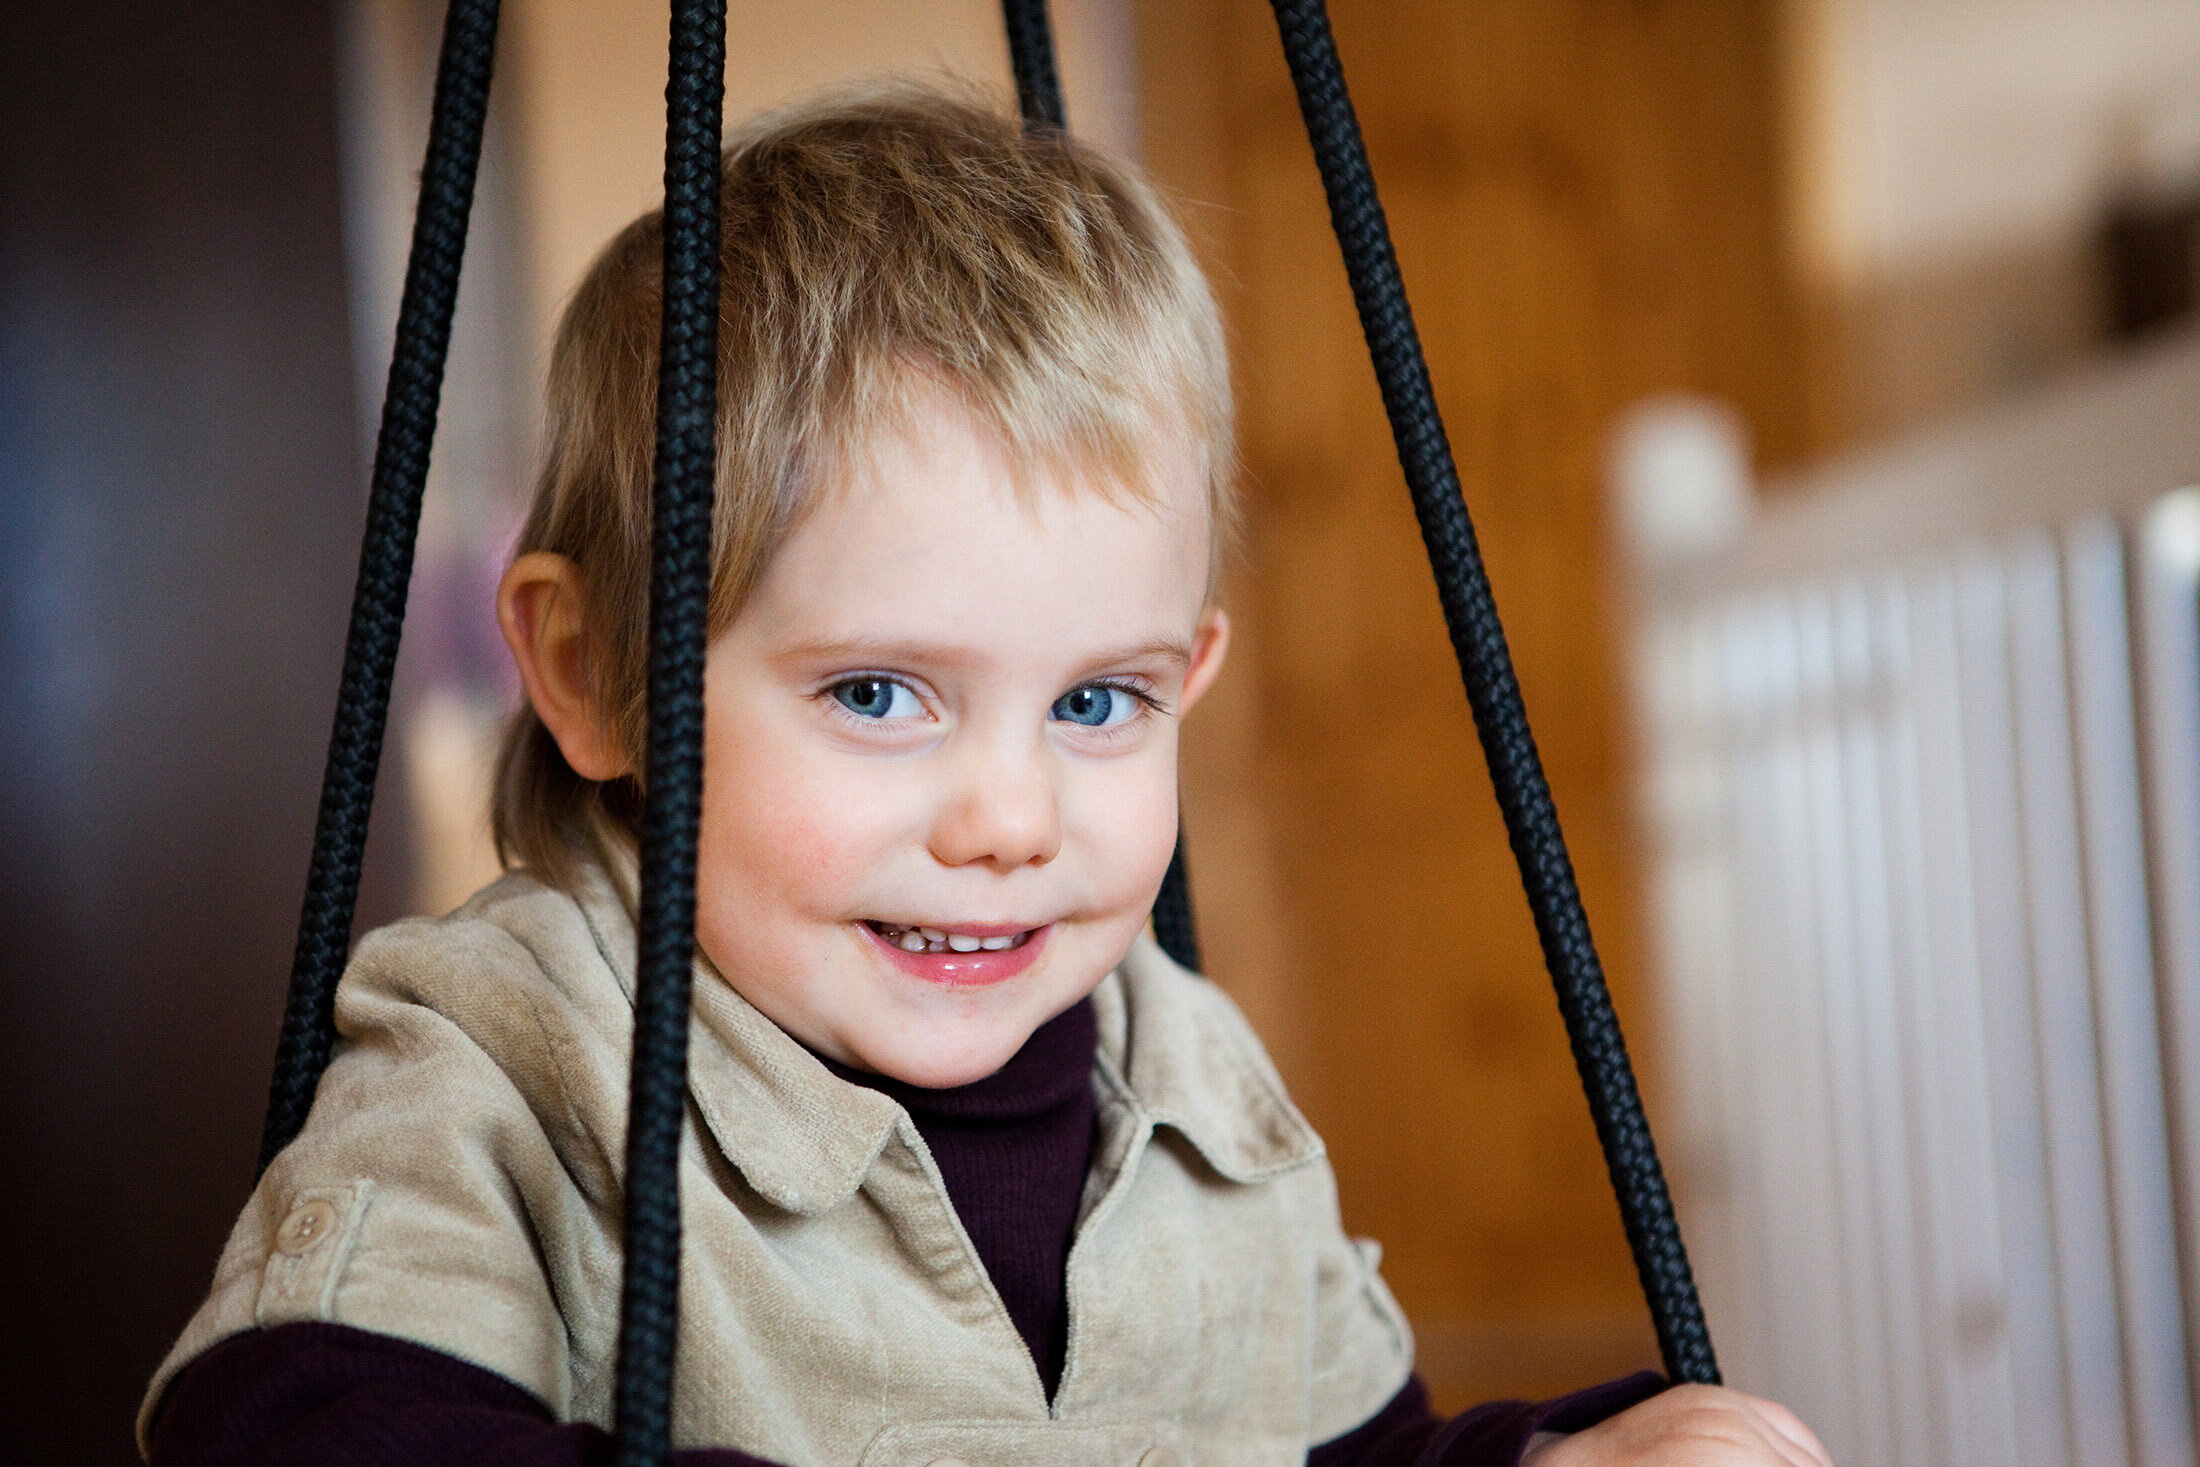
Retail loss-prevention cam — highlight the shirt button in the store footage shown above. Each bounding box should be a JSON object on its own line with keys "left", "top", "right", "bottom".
{"left": 275, "top": 1198, "right": 339, "bottom": 1256}
{"left": 1138, "top": 1450, "right": 1182, "bottom": 1467}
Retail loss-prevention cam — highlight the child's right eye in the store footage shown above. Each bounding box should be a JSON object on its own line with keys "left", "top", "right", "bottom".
{"left": 829, "top": 677, "right": 922, "bottom": 720}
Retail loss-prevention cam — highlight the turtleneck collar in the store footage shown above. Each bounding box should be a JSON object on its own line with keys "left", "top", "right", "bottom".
{"left": 815, "top": 997, "right": 1099, "bottom": 1122}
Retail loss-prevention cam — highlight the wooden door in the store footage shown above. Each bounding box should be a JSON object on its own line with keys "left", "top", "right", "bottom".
{"left": 1143, "top": 0, "right": 1808, "bottom": 1407}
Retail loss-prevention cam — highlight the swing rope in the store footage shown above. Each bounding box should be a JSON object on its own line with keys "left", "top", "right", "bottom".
{"left": 613, "top": 0, "right": 726, "bottom": 1461}
{"left": 1001, "top": 0, "right": 1067, "bottom": 133}
{"left": 257, "top": 0, "right": 500, "bottom": 1176}
{"left": 1265, "top": 0, "right": 1717, "bottom": 1386}
{"left": 999, "top": 0, "right": 1205, "bottom": 976}
{"left": 1150, "top": 836, "right": 1201, "bottom": 975}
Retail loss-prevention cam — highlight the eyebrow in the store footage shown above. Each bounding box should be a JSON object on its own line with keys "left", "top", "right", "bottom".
{"left": 773, "top": 634, "right": 1193, "bottom": 673}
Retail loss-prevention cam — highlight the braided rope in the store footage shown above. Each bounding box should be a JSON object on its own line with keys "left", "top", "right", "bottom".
{"left": 1266, "top": 0, "right": 1718, "bottom": 1385}
{"left": 611, "top": 2, "right": 727, "bottom": 1460}
{"left": 258, "top": 0, "right": 501, "bottom": 1176}
{"left": 1001, "top": 0, "right": 1067, "bottom": 131}
{"left": 1151, "top": 832, "right": 1201, "bottom": 973}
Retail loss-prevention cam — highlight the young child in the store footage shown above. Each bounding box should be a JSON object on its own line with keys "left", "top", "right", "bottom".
{"left": 142, "top": 88, "right": 1830, "bottom": 1467}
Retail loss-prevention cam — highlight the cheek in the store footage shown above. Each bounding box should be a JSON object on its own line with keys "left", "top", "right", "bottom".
{"left": 1062, "top": 752, "right": 1181, "bottom": 901}
{"left": 696, "top": 713, "right": 937, "bottom": 921}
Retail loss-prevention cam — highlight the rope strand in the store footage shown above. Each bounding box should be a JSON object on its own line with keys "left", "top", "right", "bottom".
{"left": 1265, "top": 0, "right": 1718, "bottom": 1385}
{"left": 1152, "top": 831, "right": 1201, "bottom": 973}
{"left": 611, "top": 3, "right": 727, "bottom": 1462}
{"left": 258, "top": 0, "right": 501, "bottom": 1177}
{"left": 1000, "top": 0, "right": 1067, "bottom": 131}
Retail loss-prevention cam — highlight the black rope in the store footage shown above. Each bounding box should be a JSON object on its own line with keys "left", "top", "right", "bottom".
{"left": 1266, "top": 0, "right": 1717, "bottom": 1386}
{"left": 258, "top": 0, "right": 501, "bottom": 1177}
{"left": 1152, "top": 830, "right": 1201, "bottom": 972}
{"left": 611, "top": 1, "right": 725, "bottom": 1461}
{"left": 1000, "top": 0, "right": 1067, "bottom": 131}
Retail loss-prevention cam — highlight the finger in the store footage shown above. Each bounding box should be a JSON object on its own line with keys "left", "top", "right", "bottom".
{"left": 1762, "top": 1406, "right": 1832, "bottom": 1467}
{"left": 1730, "top": 1393, "right": 1834, "bottom": 1467}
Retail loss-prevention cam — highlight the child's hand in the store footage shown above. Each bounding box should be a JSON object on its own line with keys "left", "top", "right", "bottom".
{"left": 1524, "top": 1384, "right": 1832, "bottom": 1467}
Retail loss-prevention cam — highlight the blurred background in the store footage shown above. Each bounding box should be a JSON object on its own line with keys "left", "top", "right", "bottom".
{"left": 7, "top": 1, "right": 2200, "bottom": 1462}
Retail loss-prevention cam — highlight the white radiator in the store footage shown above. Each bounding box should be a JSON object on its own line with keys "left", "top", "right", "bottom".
{"left": 1620, "top": 333, "right": 2200, "bottom": 1467}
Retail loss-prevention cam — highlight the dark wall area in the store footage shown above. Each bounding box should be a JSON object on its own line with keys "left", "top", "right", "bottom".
{"left": 0, "top": 5, "right": 393, "bottom": 1458}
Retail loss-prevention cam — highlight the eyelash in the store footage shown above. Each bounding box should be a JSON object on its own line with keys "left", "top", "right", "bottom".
{"left": 1070, "top": 678, "right": 1166, "bottom": 735}
{"left": 814, "top": 675, "right": 1168, "bottom": 734}
{"left": 819, "top": 674, "right": 929, "bottom": 729}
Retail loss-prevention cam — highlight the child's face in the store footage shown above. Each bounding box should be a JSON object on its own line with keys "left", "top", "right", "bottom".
{"left": 687, "top": 398, "right": 1227, "bottom": 1087}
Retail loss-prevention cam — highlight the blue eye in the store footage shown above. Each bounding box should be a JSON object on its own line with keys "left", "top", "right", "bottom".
{"left": 1051, "top": 684, "right": 1141, "bottom": 728}
{"left": 831, "top": 678, "right": 921, "bottom": 720}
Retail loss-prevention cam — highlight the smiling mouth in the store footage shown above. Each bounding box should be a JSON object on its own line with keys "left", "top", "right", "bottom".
{"left": 864, "top": 921, "right": 1036, "bottom": 955}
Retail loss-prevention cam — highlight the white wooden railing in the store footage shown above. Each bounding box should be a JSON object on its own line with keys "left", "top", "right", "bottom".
{"left": 1617, "top": 331, "right": 2200, "bottom": 1467}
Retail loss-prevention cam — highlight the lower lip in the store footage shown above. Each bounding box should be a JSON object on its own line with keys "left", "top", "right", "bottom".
{"left": 862, "top": 923, "right": 1052, "bottom": 988}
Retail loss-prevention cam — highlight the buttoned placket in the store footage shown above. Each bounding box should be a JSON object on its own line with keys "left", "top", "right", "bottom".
{"left": 861, "top": 1110, "right": 1061, "bottom": 1410}
{"left": 835, "top": 1058, "right": 1167, "bottom": 1424}
{"left": 1051, "top": 1061, "right": 1157, "bottom": 1418}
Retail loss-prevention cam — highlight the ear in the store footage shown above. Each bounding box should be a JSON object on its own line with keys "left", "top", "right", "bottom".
{"left": 1177, "top": 605, "right": 1231, "bottom": 716}
{"left": 497, "top": 551, "right": 632, "bottom": 782}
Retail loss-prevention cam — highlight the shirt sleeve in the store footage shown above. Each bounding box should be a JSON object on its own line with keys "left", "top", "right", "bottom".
{"left": 145, "top": 1322, "right": 783, "bottom": 1467}
{"left": 1302, "top": 1189, "right": 1418, "bottom": 1441}
{"left": 140, "top": 910, "right": 626, "bottom": 1448}
{"left": 1306, "top": 1372, "right": 1668, "bottom": 1467}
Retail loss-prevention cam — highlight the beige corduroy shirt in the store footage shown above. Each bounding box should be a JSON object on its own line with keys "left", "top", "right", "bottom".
{"left": 144, "top": 861, "right": 1414, "bottom": 1466}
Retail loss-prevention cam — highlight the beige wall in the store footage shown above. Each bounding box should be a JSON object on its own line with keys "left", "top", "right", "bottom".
{"left": 1784, "top": 0, "right": 2200, "bottom": 444}
{"left": 1789, "top": 0, "right": 2200, "bottom": 282}
{"left": 504, "top": 0, "right": 1138, "bottom": 368}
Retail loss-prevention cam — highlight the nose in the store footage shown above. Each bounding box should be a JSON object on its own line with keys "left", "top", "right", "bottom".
{"left": 927, "top": 737, "right": 1062, "bottom": 871}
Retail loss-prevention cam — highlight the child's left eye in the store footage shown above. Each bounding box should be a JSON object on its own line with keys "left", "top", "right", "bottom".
{"left": 830, "top": 677, "right": 923, "bottom": 720}
{"left": 1050, "top": 684, "right": 1143, "bottom": 728}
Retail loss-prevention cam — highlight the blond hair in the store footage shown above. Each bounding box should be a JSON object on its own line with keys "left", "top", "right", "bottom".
{"left": 493, "top": 85, "right": 1235, "bottom": 886}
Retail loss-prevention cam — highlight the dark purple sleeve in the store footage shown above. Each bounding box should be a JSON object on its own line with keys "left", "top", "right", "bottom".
{"left": 1307, "top": 1372, "right": 1668, "bottom": 1467}
{"left": 146, "top": 1322, "right": 782, "bottom": 1467}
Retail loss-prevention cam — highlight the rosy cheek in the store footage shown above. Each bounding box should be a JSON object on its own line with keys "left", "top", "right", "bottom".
{"left": 712, "top": 755, "right": 915, "bottom": 905}
{"left": 1064, "top": 767, "right": 1178, "bottom": 900}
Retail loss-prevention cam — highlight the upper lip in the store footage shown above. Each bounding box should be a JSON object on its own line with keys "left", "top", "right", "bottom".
{"left": 868, "top": 919, "right": 1043, "bottom": 939}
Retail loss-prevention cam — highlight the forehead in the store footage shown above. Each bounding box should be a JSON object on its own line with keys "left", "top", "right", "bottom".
{"left": 743, "top": 401, "right": 1212, "bottom": 649}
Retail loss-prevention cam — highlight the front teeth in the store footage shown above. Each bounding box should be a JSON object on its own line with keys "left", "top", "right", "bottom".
{"left": 874, "top": 922, "right": 1029, "bottom": 955}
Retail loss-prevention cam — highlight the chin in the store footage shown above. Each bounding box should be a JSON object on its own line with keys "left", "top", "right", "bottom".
{"left": 858, "top": 1024, "right": 1031, "bottom": 1090}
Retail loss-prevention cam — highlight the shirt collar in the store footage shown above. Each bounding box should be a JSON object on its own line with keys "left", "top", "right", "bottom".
{"left": 568, "top": 853, "right": 1321, "bottom": 1208}
{"left": 1091, "top": 935, "right": 1325, "bottom": 1181}
{"left": 571, "top": 857, "right": 904, "bottom": 1216}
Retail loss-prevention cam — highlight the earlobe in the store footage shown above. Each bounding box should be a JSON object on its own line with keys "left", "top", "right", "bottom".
{"left": 497, "top": 552, "right": 632, "bottom": 782}
{"left": 1178, "top": 606, "right": 1231, "bottom": 715}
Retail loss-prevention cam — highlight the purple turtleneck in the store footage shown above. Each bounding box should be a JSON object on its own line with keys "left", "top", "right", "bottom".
{"left": 145, "top": 998, "right": 1661, "bottom": 1467}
